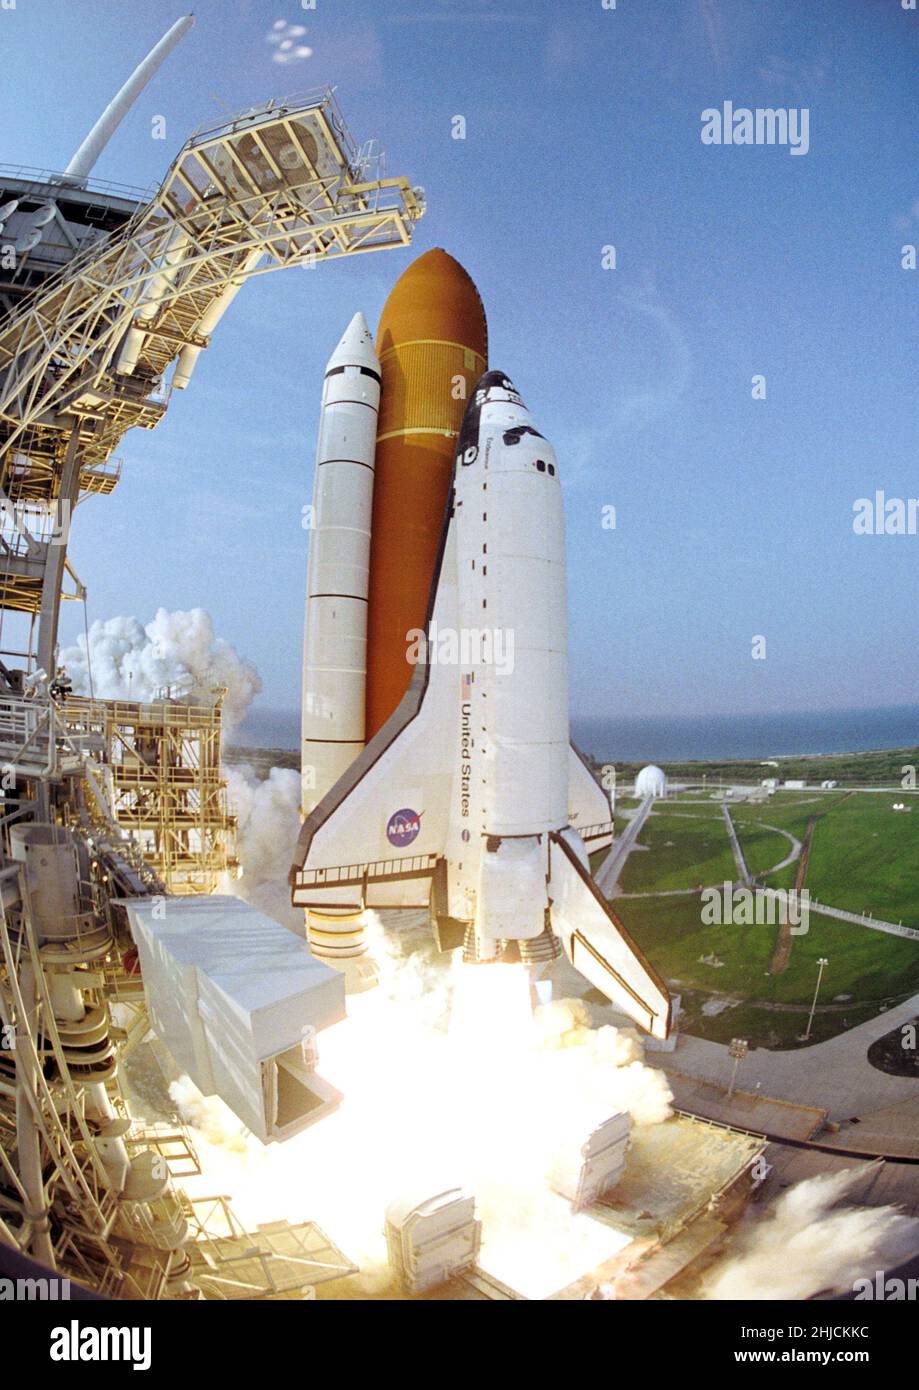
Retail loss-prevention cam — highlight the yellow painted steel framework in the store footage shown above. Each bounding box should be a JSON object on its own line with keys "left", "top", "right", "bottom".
{"left": 63, "top": 694, "right": 238, "bottom": 895}
{"left": 0, "top": 86, "right": 421, "bottom": 669}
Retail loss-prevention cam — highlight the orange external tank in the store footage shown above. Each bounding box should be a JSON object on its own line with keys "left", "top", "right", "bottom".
{"left": 365, "top": 249, "right": 487, "bottom": 738}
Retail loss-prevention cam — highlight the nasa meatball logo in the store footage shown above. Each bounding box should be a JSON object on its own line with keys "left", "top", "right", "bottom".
{"left": 386, "top": 808, "right": 422, "bottom": 848}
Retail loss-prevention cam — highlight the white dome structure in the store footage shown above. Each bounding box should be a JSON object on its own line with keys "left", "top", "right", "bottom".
{"left": 634, "top": 764, "right": 668, "bottom": 799}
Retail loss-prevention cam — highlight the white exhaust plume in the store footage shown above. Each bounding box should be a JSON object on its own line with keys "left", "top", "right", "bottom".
{"left": 60, "top": 607, "right": 261, "bottom": 729}
{"left": 703, "top": 1166, "right": 919, "bottom": 1300}
{"left": 169, "top": 924, "right": 674, "bottom": 1299}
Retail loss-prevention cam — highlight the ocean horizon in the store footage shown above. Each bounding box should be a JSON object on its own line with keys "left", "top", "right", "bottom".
{"left": 230, "top": 702, "right": 919, "bottom": 763}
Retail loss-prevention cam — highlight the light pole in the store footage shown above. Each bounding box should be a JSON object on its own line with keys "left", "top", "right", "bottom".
{"left": 803, "top": 957, "right": 829, "bottom": 1042}
{"left": 727, "top": 1037, "right": 748, "bottom": 1100}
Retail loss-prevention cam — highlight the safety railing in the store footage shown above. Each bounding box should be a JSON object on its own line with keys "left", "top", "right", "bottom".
{"left": 295, "top": 853, "right": 438, "bottom": 889}
{"left": 578, "top": 820, "right": 615, "bottom": 842}
{"left": 0, "top": 694, "right": 57, "bottom": 773}
{"left": 0, "top": 162, "right": 152, "bottom": 202}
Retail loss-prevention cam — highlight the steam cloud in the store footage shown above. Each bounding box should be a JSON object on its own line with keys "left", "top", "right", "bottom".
{"left": 266, "top": 19, "right": 313, "bottom": 63}
{"left": 169, "top": 926, "right": 675, "bottom": 1299}
{"left": 221, "top": 763, "right": 302, "bottom": 930}
{"left": 703, "top": 1165, "right": 919, "bottom": 1300}
{"left": 60, "top": 607, "right": 261, "bottom": 729}
{"left": 59, "top": 607, "right": 301, "bottom": 926}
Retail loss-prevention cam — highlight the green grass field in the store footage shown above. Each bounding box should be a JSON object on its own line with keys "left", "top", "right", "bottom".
{"left": 602, "top": 787, "right": 919, "bottom": 1048}
{"left": 731, "top": 792, "right": 919, "bottom": 923}
{"left": 614, "top": 893, "right": 919, "bottom": 1048}
{"left": 648, "top": 801, "right": 725, "bottom": 819}
{"left": 804, "top": 794, "right": 919, "bottom": 923}
{"left": 618, "top": 810, "right": 737, "bottom": 893}
{"left": 731, "top": 820, "right": 795, "bottom": 878}
{"left": 734, "top": 793, "right": 847, "bottom": 891}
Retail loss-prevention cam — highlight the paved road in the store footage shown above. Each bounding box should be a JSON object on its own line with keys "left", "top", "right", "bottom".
{"left": 648, "top": 993, "right": 919, "bottom": 1120}
{"left": 721, "top": 805, "right": 751, "bottom": 886}
{"left": 595, "top": 795, "right": 654, "bottom": 895}
{"left": 754, "top": 824, "right": 801, "bottom": 877}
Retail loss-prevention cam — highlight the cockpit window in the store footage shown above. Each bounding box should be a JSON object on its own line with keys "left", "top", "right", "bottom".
{"left": 503, "top": 425, "right": 545, "bottom": 446}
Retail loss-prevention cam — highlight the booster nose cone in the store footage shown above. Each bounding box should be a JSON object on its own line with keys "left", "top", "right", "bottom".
{"left": 327, "top": 310, "right": 380, "bottom": 375}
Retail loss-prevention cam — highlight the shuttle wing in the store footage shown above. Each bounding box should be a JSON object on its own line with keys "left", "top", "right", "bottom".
{"left": 549, "top": 830, "right": 671, "bottom": 1040}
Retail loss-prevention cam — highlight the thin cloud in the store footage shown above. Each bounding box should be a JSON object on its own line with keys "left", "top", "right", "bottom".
{"left": 699, "top": 0, "right": 728, "bottom": 73}
{"left": 615, "top": 277, "right": 692, "bottom": 433}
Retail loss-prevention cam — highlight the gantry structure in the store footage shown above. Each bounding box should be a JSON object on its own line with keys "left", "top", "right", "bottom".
{"left": 62, "top": 694, "right": 238, "bottom": 895}
{"left": 0, "top": 20, "right": 421, "bottom": 1294}
{"left": 0, "top": 84, "right": 421, "bottom": 676}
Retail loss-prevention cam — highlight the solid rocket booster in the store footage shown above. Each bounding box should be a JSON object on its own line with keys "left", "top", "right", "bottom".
{"left": 292, "top": 371, "right": 671, "bottom": 1040}
{"left": 301, "top": 312, "right": 381, "bottom": 985}
{"left": 365, "top": 249, "right": 487, "bottom": 739}
{"left": 302, "top": 311, "right": 380, "bottom": 806}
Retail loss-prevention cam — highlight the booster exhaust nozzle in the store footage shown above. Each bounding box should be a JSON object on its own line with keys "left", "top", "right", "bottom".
{"left": 461, "top": 923, "right": 562, "bottom": 965}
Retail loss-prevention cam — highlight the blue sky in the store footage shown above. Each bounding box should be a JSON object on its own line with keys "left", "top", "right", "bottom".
{"left": 3, "top": 0, "right": 916, "bottom": 719}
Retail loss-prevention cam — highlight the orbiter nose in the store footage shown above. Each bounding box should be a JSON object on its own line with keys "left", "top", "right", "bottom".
{"left": 476, "top": 369, "right": 525, "bottom": 404}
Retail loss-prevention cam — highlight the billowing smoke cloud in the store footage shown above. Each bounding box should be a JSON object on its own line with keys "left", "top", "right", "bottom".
{"left": 221, "top": 763, "right": 302, "bottom": 930}
{"left": 59, "top": 608, "right": 302, "bottom": 923}
{"left": 60, "top": 608, "right": 261, "bottom": 729}
{"left": 703, "top": 1166, "right": 919, "bottom": 1300}
{"left": 168, "top": 1076, "right": 248, "bottom": 1154}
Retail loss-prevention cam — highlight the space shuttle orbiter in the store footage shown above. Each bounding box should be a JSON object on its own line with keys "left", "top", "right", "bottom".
{"left": 291, "top": 370, "right": 671, "bottom": 1041}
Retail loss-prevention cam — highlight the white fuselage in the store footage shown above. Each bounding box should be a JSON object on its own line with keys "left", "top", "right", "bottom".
{"left": 444, "top": 377, "right": 569, "bottom": 955}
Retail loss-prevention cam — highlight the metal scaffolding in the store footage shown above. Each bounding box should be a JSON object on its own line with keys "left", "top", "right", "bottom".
{"left": 0, "top": 85, "right": 421, "bottom": 673}
{"left": 0, "top": 75, "right": 420, "bottom": 1292}
{"left": 62, "top": 693, "right": 238, "bottom": 895}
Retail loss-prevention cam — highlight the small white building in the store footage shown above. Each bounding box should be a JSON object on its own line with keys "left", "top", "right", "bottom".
{"left": 635, "top": 764, "right": 668, "bottom": 798}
